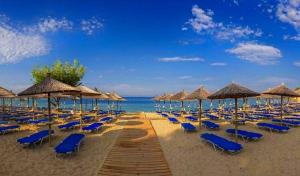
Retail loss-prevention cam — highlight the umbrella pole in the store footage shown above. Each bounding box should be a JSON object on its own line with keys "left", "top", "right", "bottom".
{"left": 32, "top": 98, "right": 35, "bottom": 120}
{"left": 181, "top": 101, "right": 184, "bottom": 114}
{"left": 169, "top": 100, "right": 171, "bottom": 114}
{"left": 2, "top": 97, "right": 4, "bottom": 112}
{"left": 234, "top": 97, "right": 238, "bottom": 142}
{"left": 80, "top": 94, "right": 83, "bottom": 130}
{"left": 199, "top": 99, "right": 202, "bottom": 128}
{"left": 10, "top": 98, "right": 13, "bottom": 112}
{"left": 47, "top": 93, "right": 52, "bottom": 146}
{"left": 280, "top": 96, "right": 283, "bottom": 126}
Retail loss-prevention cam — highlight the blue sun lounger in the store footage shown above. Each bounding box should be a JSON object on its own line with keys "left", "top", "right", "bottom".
{"left": 185, "top": 116, "right": 198, "bottom": 122}
{"left": 100, "top": 117, "right": 113, "bottom": 123}
{"left": 285, "top": 117, "right": 300, "bottom": 121}
{"left": 58, "top": 121, "right": 80, "bottom": 130}
{"left": 161, "top": 113, "right": 169, "bottom": 117}
{"left": 0, "top": 125, "right": 20, "bottom": 134}
{"left": 16, "top": 117, "right": 32, "bottom": 124}
{"left": 54, "top": 133, "right": 85, "bottom": 156}
{"left": 82, "top": 122, "right": 103, "bottom": 132}
{"left": 257, "top": 122, "right": 289, "bottom": 132}
{"left": 202, "top": 121, "right": 219, "bottom": 130}
{"left": 29, "top": 118, "right": 49, "bottom": 125}
{"left": 226, "top": 129, "right": 263, "bottom": 141}
{"left": 272, "top": 119, "right": 300, "bottom": 127}
{"left": 205, "top": 114, "right": 219, "bottom": 120}
{"left": 168, "top": 117, "right": 179, "bottom": 124}
{"left": 181, "top": 123, "right": 197, "bottom": 132}
{"left": 245, "top": 116, "right": 259, "bottom": 121}
{"left": 83, "top": 116, "right": 94, "bottom": 122}
{"left": 59, "top": 114, "right": 71, "bottom": 120}
{"left": 200, "top": 133, "right": 243, "bottom": 154}
{"left": 17, "top": 130, "right": 54, "bottom": 146}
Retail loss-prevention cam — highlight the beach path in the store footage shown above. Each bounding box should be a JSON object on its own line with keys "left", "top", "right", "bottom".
{"left": 98, "top": 113, "right": 172, "bottom": 176}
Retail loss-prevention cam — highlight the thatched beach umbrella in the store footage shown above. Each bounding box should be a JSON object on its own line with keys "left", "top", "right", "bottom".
{"left": 263, "top": 84, "right": 300, "bottom": 125}
{"left": 0, "top": 86, "right": 16, "bottom": 112}
{"left": 208, "top": 83, "right": 260, "bottom": 141}
{"left": 18, "top": 73, "right": 79, "bottom": 145}
{"left": 76, "top": 85, "right": 101, "bottom": 129}
{"left": 186, "top": 86, "right": 210, "bottom": 127}
{"left": 171, "top": 90, "right": 189, "bottom": 113}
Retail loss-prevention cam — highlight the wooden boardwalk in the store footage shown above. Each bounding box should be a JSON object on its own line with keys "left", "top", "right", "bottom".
{"left": 98, "top": 114, "right": 172, "bottom": 176}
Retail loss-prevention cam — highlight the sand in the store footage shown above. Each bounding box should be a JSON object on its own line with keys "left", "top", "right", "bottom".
{"left": 151, "top": 115, "right": 300, "bottom": 176}
{"left": 0, "top": 118, "right": 123, "bottom": 176}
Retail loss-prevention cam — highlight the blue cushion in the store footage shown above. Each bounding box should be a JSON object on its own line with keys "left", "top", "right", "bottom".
{"left": 202, "top": 121, "right": 219, "bottom": 129}
{"left": 257, "top": 122, "right": 289, "bottom": 132}
{"left": 54, "top": 133, "right": 85, "bottom": 154}
{"left": 181, "top": 123, "right": 196, "bottom": 132}
{"left": 226, "top": 129, "right": 263, "bottom": 140}
{"left": 82, "top": 122, "right": 103, "bottom": 132}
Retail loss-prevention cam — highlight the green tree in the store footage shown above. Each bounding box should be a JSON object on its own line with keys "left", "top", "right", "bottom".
{"left": 32, "top": 59, "right": 85, "bottom": 86}
{"left": 32, "top": 59, "right": 85, "bottom": 112}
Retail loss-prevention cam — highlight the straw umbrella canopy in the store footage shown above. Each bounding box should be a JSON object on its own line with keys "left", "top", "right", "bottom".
{"left": 18, "top": 73, "right": 80, "bottom": 145}
{"left": 208, "top": 83, "right": 260, "bottom": 141}
{"left": 171, "top": 90, "right": 189, "bottom": 113}
{"left": 263, "top": 84, "right": 300, "bottom": 124}
{"left": 0, "top": 86, "right": 16, "bottom": 112}
{"left": 75, "top": 85, "right": 101, "bottom": 128}
{"left": 186, "top": 86, "right": 210, "bottom": 127}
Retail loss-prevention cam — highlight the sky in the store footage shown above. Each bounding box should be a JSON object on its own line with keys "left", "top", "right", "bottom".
{"left": 0, "top": 0, "right": 300, "bottom": 96}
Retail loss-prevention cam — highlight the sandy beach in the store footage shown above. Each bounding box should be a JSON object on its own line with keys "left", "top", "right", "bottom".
{"left": 150, "top": 114, "right": 300, "bottom": 176}
{"left": 0, "top": 117, "right": 123, "bottom": 176}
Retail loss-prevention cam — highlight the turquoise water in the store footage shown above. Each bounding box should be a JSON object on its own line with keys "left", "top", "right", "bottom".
{"left": 2, "top": 97, "right": 276, "bottom": 112}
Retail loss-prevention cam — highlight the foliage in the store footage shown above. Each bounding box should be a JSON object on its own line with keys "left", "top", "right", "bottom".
{"left": 32, "top": 59, "right": 85, "bottom": 86}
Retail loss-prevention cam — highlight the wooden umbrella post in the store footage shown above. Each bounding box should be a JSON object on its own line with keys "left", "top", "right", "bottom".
{"left": 80, "top": 94, "right": 83, "bottom": 130}
{"left": 234, "top": 97, "right": 238, "bottom": 142}
{"left": 10, "top": 98, "right": 13, "bottom": 112}
{"left": 280, "top": 95, "right": 283, "bottom": 126}
{"left": 198, "top": 99, "right": 202, "bottom": 128}
{"left": 48, "top": 93, "right": 52, "bottom": 146}
{"left": 32, "top": 98, "right": 35, "bottom": 120}
{"left": 2, "top": 97, "right": 4, "bottom": 112}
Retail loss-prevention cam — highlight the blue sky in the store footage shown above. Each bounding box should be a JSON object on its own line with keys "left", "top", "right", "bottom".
{"left": 0, "top": 0, "right": 300, "bottom": 96}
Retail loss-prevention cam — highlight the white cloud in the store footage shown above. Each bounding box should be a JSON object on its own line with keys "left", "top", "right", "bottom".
{"left": 0, "top": 24, "right": 49, "bottom": 64}
{"left": 178, "top": 75, "right": 192, "bottom": 80}
{"left": 284, "top": 34, "right": 300, "bottom": 40}
{"left": 187, "top": 5, "right": 215, "bottom": 33}
{"left": 81, "top": 17, "right": 103, "bottom": 35}
{"left": 226, "top": 43, "right": 282, "bottom": 65}
{"left": 216, "top": 25, "right": 262, "bottom": 41}
{"left": 158, "top": 56, "right": 204, "bottom": 62}
{"left": 210, "top": 62, "right": 227, "bottom": 66}
{"left": 37, "top": 17, "right": 73, "bottom": 33}
{"left": 277, "top": 0, "right": 300, "bottom": 29}
{"left": 185, "top": 5, "right": 262, "bottom": 41}
{"left": 293, "top": 61, "right": 300, "bottom": 66}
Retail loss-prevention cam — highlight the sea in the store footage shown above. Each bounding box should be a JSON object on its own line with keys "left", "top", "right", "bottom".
{"left": 2, "top": 97, "right": 279, "bottom": 112}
